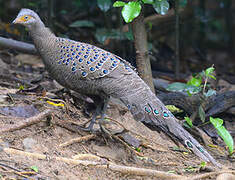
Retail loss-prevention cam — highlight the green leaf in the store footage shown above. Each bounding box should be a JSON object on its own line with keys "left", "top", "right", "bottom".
{"left": 113, "top": 1, "right": 126, "bottom": 7}
{"left": 142, "top": 0, "right": 154, "bottom": 4}
{"left": 205, "top": 66, "right": 216, "bottom": 80}
{"left": 210, "top": 117, "right": 223, "bottom": 128}
{"left": 210, "top": 117, "right": 234, "bottom": 154}
{"left": 198, "top": 105, "right": 205, "bottom": 122}
{"left": 153, "top": 0, "right": 169, "bottom": 15}
{"left": 97, "top": 0, "right": 112, "bottom": 12}
{"left": 69, "top": 20, "right": 95, "bottom": 28}
{"left": 187, "top": 77, "right": 202, "bottom": 87}
{"left": 31, "top": 165, "right": 39, "bottom": 173}
{"left": 19, "top": 85, "right": 24, "bottom": 90}
{"left": 217, "top": 126, "right": 234, "bottom": 154}
{"left": 204, "top": 89, "right": 216, "bottom": 97}
{"left": 185, "top": 85, "right": 201, "bottom": 95}
{"left": 121, "top": 1, "right": 142, "bottom": 23}
{"left": 166, "top": 82, "right": 188, "bottom": 92}
{"left": 184, "top": 117, "right": 193, "bottom": 128}
{"left": 167, "top": 82, "right": 201, "bottom": 94}
{"left": 200, "top": 161, "right": 207, "bottom": 168}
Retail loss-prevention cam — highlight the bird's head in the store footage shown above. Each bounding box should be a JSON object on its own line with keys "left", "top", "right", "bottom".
{"left": 12, "top": 9, "right": 44, "bottom": 28}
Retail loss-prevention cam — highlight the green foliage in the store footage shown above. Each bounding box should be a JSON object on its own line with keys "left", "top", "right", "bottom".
{"left": 210, "top": 117, "right": 234, "bottom": 155}
{"left": 19, "top": 85, "right": 24, "bottom": 90}
{"left": 69, "top": 20, "right": 95, "bottom": 28}
{"left": 167, "top": 66, "right": 234, "bottom": 155}
{"left": 184, "top": 117, "right": 193, "bottom": 128}
{"left": 31, "top": 165, "right": 39, "bottom": 173}
{"left": 166, "top": 82, "right": 201, "bottom": 95}
{"left": 200, "top": 161, "right": 207, "bottom": 168}
{"left": 187, "top": 77, "right": 202, "bottom": 87}
{"left": 198, "top": 105, "right": 205, "bottom": 122}
{"left": 204, "top": 89, "right": 216, "bottom": 97}
{"left": 153, "top": 0, "right": 169, "bottom": 15}
{"left": 166, "top": 82, "right": 188, "bottom": 92}
{"left": 121, "top": 1, "right": 142, "bottom": 23}
{"left": 113, "top": 0, "right": 173, "bottom": 23}
{"left": 167, "top": 66, "right": 215, "bottom": 96}
{"left": 113, "top": 1, "right": 126, "bottom": 7}
{"left": 142, "top": 0, "right": 154, "bottom": 4}
{"left": 205, "top": 67, "right": 216, "bottom": 80}
{"left": 97, "top": 0, "right": 112, "bottom": 12}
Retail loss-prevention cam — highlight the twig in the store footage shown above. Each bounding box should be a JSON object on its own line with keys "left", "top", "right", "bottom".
{"left": 112, "top": 134, "right": 144, "bottom": 157}
{"left": 59, "top": 134, "right": 96, "bottom": 147}
{"left": 0, "top": 163, "right": 21, "bottom": 172}
{"left": 72, "top": 153, "right": 101, "bottom": 161}
{"left": 0, "top": 109, "right": 54, "bottom": 134}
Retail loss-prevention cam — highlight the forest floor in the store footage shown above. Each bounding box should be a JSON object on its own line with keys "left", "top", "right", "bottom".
{"left": 0, "top": 53, "right": 234, "bottom": 180}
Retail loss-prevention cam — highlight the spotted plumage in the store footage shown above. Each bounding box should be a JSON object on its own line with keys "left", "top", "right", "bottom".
{"left": 54, "top": 38, "right": 124, "bottom": 79}
{"left": 13, "top": 8, "right": 220, "bottom": 167}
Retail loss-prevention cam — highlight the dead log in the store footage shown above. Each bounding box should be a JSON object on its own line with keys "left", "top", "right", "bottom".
{"left": 0, "top": 37, "right": 37, "bottom": 54}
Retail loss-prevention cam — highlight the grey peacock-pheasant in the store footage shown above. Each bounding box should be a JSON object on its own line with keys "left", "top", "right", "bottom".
{"left": 12, "top": 8, "right": 220, "bottom": 166}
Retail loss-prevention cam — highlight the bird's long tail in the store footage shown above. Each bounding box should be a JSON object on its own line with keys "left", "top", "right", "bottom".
{"left": 106, "top": 69, "right": 220, "bottom": 167}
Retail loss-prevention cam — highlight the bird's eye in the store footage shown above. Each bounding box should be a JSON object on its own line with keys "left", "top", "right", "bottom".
{"left": 24, "top": 16, "right": 28, "bottom": 20}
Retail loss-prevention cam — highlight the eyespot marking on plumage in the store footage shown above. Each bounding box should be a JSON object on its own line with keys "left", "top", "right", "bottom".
{"left": 154, "top": 109, "right": 159, "bottom": 115}
{"left": 144, "top": 106, "right": 151, "bottom": 113}
{"left": 163, "top": 112, "right": 169, "bottom": 117}
{"left": 198, "top": 146, "right": 204, "bottom": 153}
{"left": 103, "top": 69, "right": 108, "bottom": 74}
{"left": 72, "top": 67, "right": 76, "bottom": 72}
{"left": 185, "top": 140, "right": 193, "bottom": 149}
{"left": 82, "top": 71, "right": 87, "bottom": 77}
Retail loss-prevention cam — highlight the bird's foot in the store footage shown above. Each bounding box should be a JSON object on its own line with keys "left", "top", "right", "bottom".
{"left": 78, "top": 97, "right": 109, "bottom": 133}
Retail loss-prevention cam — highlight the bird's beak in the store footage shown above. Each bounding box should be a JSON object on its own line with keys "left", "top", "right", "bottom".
{"left": 12, "top": 17, "right": 21, "bottom": 24}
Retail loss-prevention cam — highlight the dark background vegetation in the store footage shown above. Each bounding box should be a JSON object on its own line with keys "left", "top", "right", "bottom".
{"left": 0, "top": 0, "right": 235, "bottom": 82}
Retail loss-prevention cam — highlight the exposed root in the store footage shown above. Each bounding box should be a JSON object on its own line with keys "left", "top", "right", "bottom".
{"left": 0, "top": 109, "right": 54, "bottom": 134}
{"left": 59, "top": 134, "right": 96, "bottom": 147}
{"left": 3, "top": 147, "right": 186, "bottom": 179}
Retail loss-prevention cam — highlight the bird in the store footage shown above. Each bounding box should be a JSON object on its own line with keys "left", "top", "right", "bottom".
{"left": 13, "top": 8, "right": 219, "bottom": 166}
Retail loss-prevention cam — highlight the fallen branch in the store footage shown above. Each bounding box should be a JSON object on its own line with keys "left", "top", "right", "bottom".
{"left": 0, "top": 109, "right": 54, "bottom": 134}
{"left": 0, "top": 37, "right": 37, "bottom": 54}
{"left": 59, "top": 134, "right": 96, "bottom": 147}
{"left": 3, "top": 147, "right": 185, "bottom": 179}
{"left": 4, "top": 147, "right": 235, "bottom": 179}
{"left": 184, "top": 170, "right": 235, "bottom": 180}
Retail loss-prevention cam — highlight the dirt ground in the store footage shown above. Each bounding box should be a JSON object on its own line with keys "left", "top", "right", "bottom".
{"left": 0, "top": 54, "right": 234, "bottom": 180}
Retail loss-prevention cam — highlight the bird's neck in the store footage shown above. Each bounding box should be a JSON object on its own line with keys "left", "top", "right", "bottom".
{"left": 29, "top": 23, "right": 56, "bottom": 44}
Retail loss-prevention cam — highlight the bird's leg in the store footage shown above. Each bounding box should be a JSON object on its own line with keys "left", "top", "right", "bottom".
{"left": 78, "top": 96, "right": 110, "bottom": 132}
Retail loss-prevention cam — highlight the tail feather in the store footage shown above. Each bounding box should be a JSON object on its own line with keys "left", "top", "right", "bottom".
{"left": 109, "top": 71, "right": 220, "bottom": 167}
{"left": 129, "top": 92, "right": 220, "bottom": 166}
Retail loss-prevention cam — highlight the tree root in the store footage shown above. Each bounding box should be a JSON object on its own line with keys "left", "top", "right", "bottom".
{"left": 59, "top": 134, "right": 96, "bottom": 147}
{"left": 0, "top": 109, "right": 54, "bottom": 134}
{"left": 2, "top": 147, "right": 185, "bottom": 179}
